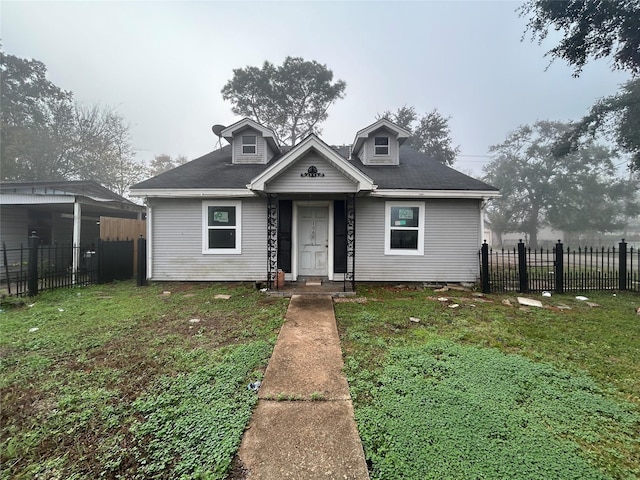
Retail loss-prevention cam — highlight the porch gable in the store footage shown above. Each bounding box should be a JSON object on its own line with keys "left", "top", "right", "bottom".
{"left": 248, "top": 134, "right": 376, "bottom": 193}
{"left": 266, "top": 152, "right": 358, "bottom": 193}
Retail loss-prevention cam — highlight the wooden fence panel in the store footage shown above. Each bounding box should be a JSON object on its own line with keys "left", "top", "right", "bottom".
{"left": 99, "top": 217, "right": 146, "bottom": 274}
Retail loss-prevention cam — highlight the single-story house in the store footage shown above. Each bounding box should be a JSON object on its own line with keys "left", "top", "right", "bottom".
{"left": 1, "top": 180, "right": 145, "bottom": 273}
{"left": 130, "top": 118, "right": 500, "bottom": 287}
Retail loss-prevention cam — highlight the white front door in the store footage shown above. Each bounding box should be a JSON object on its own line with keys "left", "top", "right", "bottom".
{"left": 298, "top": 206, "right": 329, "bottom": 276}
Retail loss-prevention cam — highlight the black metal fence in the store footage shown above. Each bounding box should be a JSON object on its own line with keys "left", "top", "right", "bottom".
{"left": 1, "top": 234, "right": 138, "bottom": 296}
{"left": 479, "top": 239, "right": 638, "bottom": 294}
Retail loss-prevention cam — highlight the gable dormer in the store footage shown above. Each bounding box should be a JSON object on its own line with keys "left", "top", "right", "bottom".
{"left": 351, "top": 119, "right": 411, "bottom": 166}
{"left": 221, "top": 118, "right": 280, "bottom": 164}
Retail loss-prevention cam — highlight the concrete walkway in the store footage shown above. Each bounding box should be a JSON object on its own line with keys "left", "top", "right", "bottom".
{"left": 236, "top": 295, "right": 370, "bottom": 479}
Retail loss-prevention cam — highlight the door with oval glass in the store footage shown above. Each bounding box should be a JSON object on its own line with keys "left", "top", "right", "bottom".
{"left": 298, "top": 206, "right": 328, "bottom": 276}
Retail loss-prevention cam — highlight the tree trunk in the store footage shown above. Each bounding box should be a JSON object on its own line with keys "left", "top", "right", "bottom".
{"left": 527, "top": 227, "right": 539, "bottom": 248}
{"left": 494, "top": 231, "right": 503, "bottom": 247}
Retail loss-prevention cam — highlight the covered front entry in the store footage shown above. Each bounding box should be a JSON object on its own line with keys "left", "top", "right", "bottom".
{"left": 257, "top": 136, "right": 369, "bottom": 290}
{"left": 297, "top": 206, "right": 329, "bottom": 277}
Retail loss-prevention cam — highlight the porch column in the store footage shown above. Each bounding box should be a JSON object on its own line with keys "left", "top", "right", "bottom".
{"left": 346, "top": 194, "right": 356, "bottom": 291}
{"left": 72, "top": 200, "right": 82, "bottom": 282}
{"left": 266, "top": 194, "right": 278, "bottom": 288}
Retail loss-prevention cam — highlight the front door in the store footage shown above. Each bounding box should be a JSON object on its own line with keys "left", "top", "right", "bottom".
{"left": 298, "top": 206, "right": 329, "bottom": 276}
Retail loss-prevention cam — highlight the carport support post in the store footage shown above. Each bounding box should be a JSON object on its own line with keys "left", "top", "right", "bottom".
{"left": 480, "top": 241, "right": 490, "bottom": 294}
{"left": 619, "top": 239, "right": 627, "bottom": 291}
{"left": 28, "top": 232, "right": 39, "bottom": 296}
{"left": 517, "top": 240, "right": 528, "bottom": 293}
{"left": 72, "top": 201, "right": 82, "bottom": 284}
{"left": 554, "top": 240, "right": 564, "bottom": 294}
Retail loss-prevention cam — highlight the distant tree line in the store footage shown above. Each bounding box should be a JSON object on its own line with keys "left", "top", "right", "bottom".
{"left": 0, "top": 49, "right": 192, "bottom": 196}
{"left": 485, "top": 0, "right": 640, "bottom": 247}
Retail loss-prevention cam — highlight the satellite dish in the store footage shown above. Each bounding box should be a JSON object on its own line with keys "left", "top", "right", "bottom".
{"left": 212, "top": 124, "right": 226, "bottom": 150}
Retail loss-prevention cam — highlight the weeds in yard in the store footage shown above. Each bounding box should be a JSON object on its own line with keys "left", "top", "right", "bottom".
{"left": 336, "top": 287, "right": 640, "bottom": 480}
{"left": 0, "top": 281, "right": 288, "bottom": 479}
{"left": 310, "top": 391, "right": 326, "bottom": 401}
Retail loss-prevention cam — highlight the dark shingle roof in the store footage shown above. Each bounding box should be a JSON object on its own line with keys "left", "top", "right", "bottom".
{"left": 350, "top": 146, "right": 497, "bottom": 191}
{"left": 132, "top": 146, "right": 282, "bottom": 190}
{"left": 131, "top": 144, "right": 497, "bottom": 192}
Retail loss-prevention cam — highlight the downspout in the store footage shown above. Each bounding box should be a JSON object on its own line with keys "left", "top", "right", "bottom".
{"left": 479, "top": 198, "right": 487, "bottom": 245}
{"left": 146, "top": 203, "right": 152, "bottom": 280}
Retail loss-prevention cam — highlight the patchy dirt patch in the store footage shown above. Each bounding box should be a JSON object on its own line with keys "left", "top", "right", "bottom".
{"left": 0, "top": 385, "right": 55, "bottom": 431}
{"left": 150, "top": 312, "right": 252, "bottom": 348}
{"left": 227, "top": 455, "right": 249, "bottom": 479}
{"left": 257, "top": 296, "right": 282, "bottom": 306}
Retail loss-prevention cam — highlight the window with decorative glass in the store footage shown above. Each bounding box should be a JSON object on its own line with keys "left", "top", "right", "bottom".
{"left": 203, "top": 201, "right": 241, "bottom": 254}
{"left": 384, "top": 201, "right": 424, "bottom": 255}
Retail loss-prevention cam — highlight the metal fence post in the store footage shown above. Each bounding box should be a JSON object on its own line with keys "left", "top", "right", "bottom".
{"left": 619, "top": 239, "right": 627, "bottom": 291}
{"left": 481, "top": 241, "right": 490, "bottom": 293}
{"left": 95, "top": 239, "right": 104, "bottom": 285}
{"left": 517, "top": 240, "right": 528, "bottom": 293}
{"left": 2, "top": 242, "right": 11, "bottom": 295}
{"left": 27, "top": 232, "right": 39, "bottom": 296}
{"left": 554, "top": 240, "right": 564, "bottom": 294}
{"left": 137, "top": 236, "right": 147, "bottom": 286}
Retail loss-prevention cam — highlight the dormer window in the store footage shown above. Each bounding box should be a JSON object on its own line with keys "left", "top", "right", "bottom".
{"left": 374, "top": 136, "right": 389, "bottom": 155}
{"left": 242, "top": 135, "right": 257, "bottom": 154}
{"left": 352, "top": 119, "right": 409, "bottom": 166}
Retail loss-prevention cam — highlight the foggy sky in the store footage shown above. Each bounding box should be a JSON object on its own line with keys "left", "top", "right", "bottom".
{"left": 1, "top": 1, "right": 631, "bottom": 178}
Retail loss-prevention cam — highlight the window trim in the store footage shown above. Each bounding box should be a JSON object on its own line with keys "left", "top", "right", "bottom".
{"left": 202, "top": 200, "right": 242, "bottom": 254}
{"left": 374, "top": 136, "right": 389, "bottom": 156}
{"left": 241, "top": 135, "right": 257, "bottom": 155}
{"left": 384, "top": 201, "right": 424, "bottom": 255}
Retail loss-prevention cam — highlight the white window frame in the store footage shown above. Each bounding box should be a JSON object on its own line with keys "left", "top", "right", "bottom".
{"left": 242, "top": 135, "right": 257, "bottom": 155}
{"left": 202, "top": 200, "right": 242, "bottom": 254}
{"left": 374, "top": 136, "right": 389, "bottom": 156}
{"left": 384, "top": 201, "right": 424, "bottom": 255}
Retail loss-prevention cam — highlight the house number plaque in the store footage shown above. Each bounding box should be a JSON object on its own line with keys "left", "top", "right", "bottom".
{"left": 301, "top": 165, "right": 325, "bottom": 178}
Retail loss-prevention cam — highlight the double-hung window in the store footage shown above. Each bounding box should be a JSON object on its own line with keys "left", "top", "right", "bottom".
{"left": 203, "top": 201, "right": 241, "bottom": 254}
{"left": 374, "top": 136, "right": 389, "bottom": 155}
{"left": 384, "top": 201, "right": 424, "bottom": 255}
{"left": 242, "top": 135, "right": 257, "bottom": 154}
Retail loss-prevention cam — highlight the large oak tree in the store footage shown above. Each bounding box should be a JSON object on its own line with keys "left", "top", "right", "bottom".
{"left": 378, "top": 106, "right": 460, "bottom": 166}
{"left": 483, "top": 121, "right": 638, "bottom": 247}
{"left": 221, "top": 57, "right": 346, "bottom": 146}
{"left": 1, "top": 50, "right": 145, "bottom": 195}
{"left": 520, "top": 0, "right": 640, "bottom": 170}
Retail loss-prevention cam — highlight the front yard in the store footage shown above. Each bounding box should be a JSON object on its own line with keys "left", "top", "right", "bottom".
{"left": 1, "top": 282, "right": 638, "bottom": 479}
{"left": 0, "top": 282, "right": 288, "bottom": 479}
{"left": 336, "top": 286, "right": 640, "bottom": 479}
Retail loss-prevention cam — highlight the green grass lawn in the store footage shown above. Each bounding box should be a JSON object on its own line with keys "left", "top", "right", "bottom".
{"left": 0, "top": 282, "right": 288, "bottom": 479}
{"left": 2, "top": 282, "right": 639, "bottom": 479}
{"left": 335, "top": 286, "right": 640, "bottom": 480}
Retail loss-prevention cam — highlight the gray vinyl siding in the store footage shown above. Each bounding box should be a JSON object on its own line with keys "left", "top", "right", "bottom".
{"left": 266, "top": 141, "right": 276, "bottom": 163}
{"left": 353, "top": 197, "right": 481, "bottom": 282}
{"left": 0, "top": 206, "right": 28, "bottom": 269}
{"left": 149, "top": 197, "right": 267, "bottom": 281}
{"left": 266, "top": 153, "right": 357, "bottom": 193}
{"left": 1, "top": 206, "right": 28, "bottom": 248}
{"left": 232, "top": 127, "right": 267, "bottom": 164}
{"left": 362, "top": 127, "right": 399, "bottom": 166}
